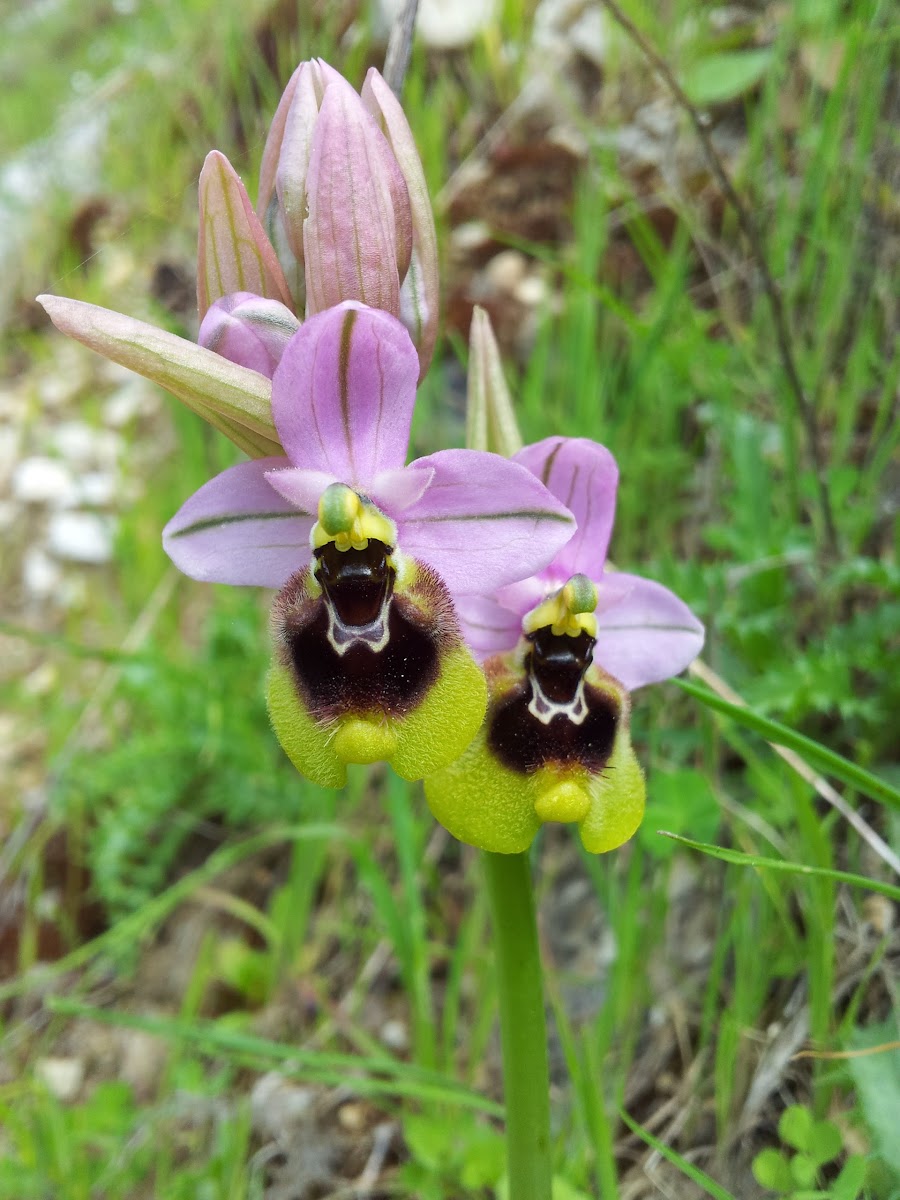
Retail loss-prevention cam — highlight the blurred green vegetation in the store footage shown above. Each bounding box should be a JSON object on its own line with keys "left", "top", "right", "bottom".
{"left": 1, "top": 0, "right": 898, "bottom": 1195}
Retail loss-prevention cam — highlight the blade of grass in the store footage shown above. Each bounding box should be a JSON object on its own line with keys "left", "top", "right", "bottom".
{"left": 0, "top": 823, "right": 347, "bottom": 1003}
{"left": 46, "top": 998, "right": 503, "bottom": 1116}
{"left": 659, "top": 834, "right": 900, "bottom": 904}
{"left": 677, "top": 676, "right": 900, "bottom": 812}
{"left": 620, "top": 1108, "right": 738, "bottom": 1200}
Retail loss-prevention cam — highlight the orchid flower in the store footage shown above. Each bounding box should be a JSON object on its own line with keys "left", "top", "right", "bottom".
{"left": 425, "top": 436, "right": 705, "bottom": 855}
{"left": 163, "top": 302, "right": 575, "bottom": 787}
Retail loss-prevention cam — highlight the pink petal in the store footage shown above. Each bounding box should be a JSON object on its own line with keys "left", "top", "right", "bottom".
{"left": 494, "top": 574, "right": 553, "bottom": 619}
{"left": 163, "top": 458, "right": 313, "bottom": 587}
{"left": 396, "top": 449, "right": 575, "bottom": 593}
{"left": 303, "top": 82, "right": 409, "bottom": 317}
{"left": 265, "top": 466, "right": 338, "bottom": 513}
{"left": 514, "top": 437, "right": 619, "bottom": 580}
{"left": 370, "top": 465, "right": 434, "bottom": 513}
{"left": 271, "top": 303, "right": 418, "bottom": 486}
{"left": 593, "top": 573, "right": 705, "bottom": 690}
{"left": 199, "top": 293, "right": 300, "bottom": 378}
{"left": 455, "top": 594, "right": 521, "bottom": 660}
{"left": 197, "top": 151, "right": 294, "bottom": 319}
{"left": 362, "top": 68, "right": 439, "bottom": 377}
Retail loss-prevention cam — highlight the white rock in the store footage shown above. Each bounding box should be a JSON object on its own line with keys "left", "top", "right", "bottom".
{"left": 50, "top": 421, "right": 97, "bottom": 466}
{"left": 35, "top": 1057, "right": 84, "bottom": 1102}
{"left": 380, "top": 1019, "right": 409, "bottom": 1053}
{"left": 451, "top": 220, "right": 493, "bottom": 252}
{"left": 23, "top": 661, "right": 58, "bottom": 697}
{"left": 47, "top": 511, "right": 114, "bottom": 563}
{"left": 103, "top": 379, "right": 157, "bottom": 427}
{"left": 36, "top": 373, "right": 79, "bottom": 410}
{"left": 0, "top": 426, "right": 23, "bottom": 480}
{"left": 485, "top": 250, "right": 529, "bottom": 292}
{"left": 376, "top": 0, "right": 496, "bottom": 47}
{"left": 514, "top": 273, "right": 549, "bottom": 308}
{"left": 23, "top": 547, "right": 63, "bottom": 597}
{"left": 75, "top": 471, "right": 116, "bottom": 507}
{"left": 119, "top": 1030, "right": 166, "bottom": 1096}
{"left": 0, "top": 384, "right": 26, "bottom": 420}
{"left": 58, "top": 574, "right": 88, "bottom": 609}
{"left": 570, "top": 9, "right": 609, "bottom": 67}
{"left": 12, "top": 456, "right": 76, "bottom": 506}
{"left": 51, "top": 421, "right": 122, "bottom": 469}
{"left": 250, "top": 1072, "right": 315, "bottom": 1140}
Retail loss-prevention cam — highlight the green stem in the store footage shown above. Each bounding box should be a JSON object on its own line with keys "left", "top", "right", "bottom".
{"left": 483, "top": 850, "right": 553, "bottom": 1200}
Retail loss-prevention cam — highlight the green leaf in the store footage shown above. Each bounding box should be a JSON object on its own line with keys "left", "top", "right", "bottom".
{"left": 847, "top": 1022, "right": 900, "bottom": 1176}
{"left": 676, "top": 678, "right": 900, "bottom": 812}
{"left": 497, "top": 1176, "right": 592, "bottom": 1200}
{"left": 45, "top": 997, "right": 503, "bottom": 1116}
{"left": 832, "top": 1154, "right": 867, "bottom": 1200}
{"left": 805, "top": 1119, "right": 843, "bottom": 1168}
{"left": 403, "top": 1113, "right": 454, "bottom": 1171}
{"left": 639, "top": 768, "right": 720, "bottom": 859}
{"left": 683, "top": 48, "right": 774, "bottom": 106}
{"left": 752, "top": 1148, "right": 794, "bottom": 1192}
{"left": 658, "top": 834, "right": 900, "bottom": 904}
{"left": 458, "top": 1125, "right": 505, "bottom": 1188}
{"left": 790, "top": 1152, "right": 818, "bottom": 1189}
{"left": 779, "top": 1104, "right": 814, "bottom": 1152}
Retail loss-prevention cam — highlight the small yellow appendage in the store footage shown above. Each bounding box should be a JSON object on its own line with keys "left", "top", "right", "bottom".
{"left": 312, "top": 483, "right": 397, "bottom": 553}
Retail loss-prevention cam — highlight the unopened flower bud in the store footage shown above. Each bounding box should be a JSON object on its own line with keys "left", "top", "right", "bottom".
{"left": 197, "top": 151, "right": 293, "bottom": 320}
{"left": 198, "top": 292, "right": 299, "bottom": 379}
{"left": 361, "top": 68, "right": 440, "bottom": 378}
{"left": 466, "top": 306, "right": 523, "bottom": 457}
{"left": 257, "top": 60, "right": 418, "bottom": 330}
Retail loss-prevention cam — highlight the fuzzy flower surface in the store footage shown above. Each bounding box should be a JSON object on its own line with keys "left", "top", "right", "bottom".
{"left": 426, "top": 436, "right": 705, "bottom": 855}
{"left": 163, "top": 303, "right": 575, "bottom": 786}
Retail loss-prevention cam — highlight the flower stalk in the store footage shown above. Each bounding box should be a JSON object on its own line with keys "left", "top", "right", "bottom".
{"left": 483, "top": 850, "right": 553, "bottom": 1200}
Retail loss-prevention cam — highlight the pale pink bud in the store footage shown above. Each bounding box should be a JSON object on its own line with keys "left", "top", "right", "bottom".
{"left": 199, "top": 292, "right": 300, "bottom": 379}
{"left": 257, "top": 60, "right": 419, "bottom": 329}
{"left": 362, "top": 68, "right": 440, "bottom": 379}
{"left": 197, "top": 151, "right": 293, "bottom": 320}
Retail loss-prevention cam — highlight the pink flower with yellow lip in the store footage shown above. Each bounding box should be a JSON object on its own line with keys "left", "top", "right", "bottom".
{"left": 426, "top": 437, "right": 705, "bottom": 855}
{"left": 163, "top": 303, "right": 575, "bottom": 787}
